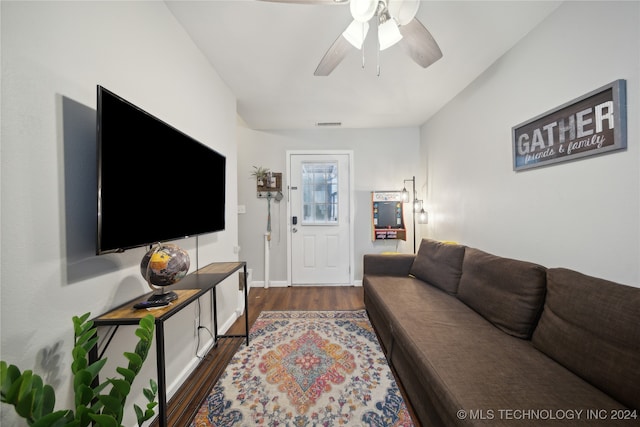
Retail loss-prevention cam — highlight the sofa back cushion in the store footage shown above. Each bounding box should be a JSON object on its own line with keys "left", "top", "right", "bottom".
{"left": 457, "top": 247, "right": 547, "bottom": 339}
{"left": 532, "top": 268, "right": 640, "bottom": 409}
{"left": 409, "top": 239, "right": 465, "bottom": 295}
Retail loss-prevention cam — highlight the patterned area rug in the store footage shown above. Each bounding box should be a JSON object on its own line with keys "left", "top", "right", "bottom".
{"left": 190, "top": 310, "right": 414, "bottom": 427}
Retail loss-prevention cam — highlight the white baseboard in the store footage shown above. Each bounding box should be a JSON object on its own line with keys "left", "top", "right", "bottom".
{"left": 251, "top": 280, "right": 289, "bottom": 288}
{"left": 251, "top": 280, "right": 362, "bottom": 287}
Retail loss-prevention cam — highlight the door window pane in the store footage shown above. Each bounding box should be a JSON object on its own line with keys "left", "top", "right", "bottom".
{"left": 301, "top": 162, "right": 338, "bottom": 224}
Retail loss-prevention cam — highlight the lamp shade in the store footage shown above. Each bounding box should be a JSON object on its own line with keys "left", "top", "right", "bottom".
{"left": 401, "top": 187, "right": 409, "bottom": 202}
{"left": 419, "top": 209, "right": 428, "bottom": 224}
{"left": 343, "top": 20, "right": 369, "bottom": 49}
{"left": 378, "top": 19, "right": 403, "bottom": 50}
{"left": 350, "top": 0, "right": 377, "bottom": 22}
{"left": 388, "top": 0, "right": 420, "bottom": 25}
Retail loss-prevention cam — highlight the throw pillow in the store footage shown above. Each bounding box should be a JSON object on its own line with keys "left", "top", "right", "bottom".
{"left": 457, "top": 247, "right": 547, "bottom": 339}
{"left": 409, "top": 239, "right": 466, "bottom": 295}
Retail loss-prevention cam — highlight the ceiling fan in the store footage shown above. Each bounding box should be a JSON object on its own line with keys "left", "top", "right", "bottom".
{"left": 261, "top": 0, "right": 442, "bottom": 76}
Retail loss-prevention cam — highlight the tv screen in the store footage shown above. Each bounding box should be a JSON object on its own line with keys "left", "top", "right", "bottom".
{"left": 97, "top": 85, "right": 226, "bottom": 254}
{"left": 376, "top": 201, "right": 402, "bottom": 229}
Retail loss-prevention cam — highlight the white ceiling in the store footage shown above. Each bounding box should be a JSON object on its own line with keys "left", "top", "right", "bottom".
{"left": 166, "top": 0, "right": 562, "bottom": 130}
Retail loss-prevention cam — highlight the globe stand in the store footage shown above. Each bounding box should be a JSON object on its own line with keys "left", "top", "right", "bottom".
{"left": 140, "top": 243, "right": 190, "bottom": 306}
{"left": 146, "top": 288, "right": 178, "bottom": 304}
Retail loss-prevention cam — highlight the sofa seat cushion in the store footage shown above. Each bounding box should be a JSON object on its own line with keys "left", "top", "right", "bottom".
{"left": 532, "top": 268, "right": 640, "bottom": 410}
{"left": 409, "top": 239, "right": 466, "bottom": 295}
{"left": 364, "top": 275, "right": 469, "bottom": 351}
{"left": 392, "top": 310, "right": 629, "bottom": 426}
{"left": 457, "top": 247, "right": 547, "bottom": 339}
{"left": 365, "top": 276, "right": 628, "bottom": 426}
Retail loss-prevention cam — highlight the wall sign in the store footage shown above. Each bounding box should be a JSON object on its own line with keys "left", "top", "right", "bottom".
{"left": 512, "top": 80, "right": 627, "bottom": 171}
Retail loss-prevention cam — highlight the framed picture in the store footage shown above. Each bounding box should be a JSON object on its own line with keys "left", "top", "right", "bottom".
{"left": 512, "top": 80, "right": 627, "bottom": 171}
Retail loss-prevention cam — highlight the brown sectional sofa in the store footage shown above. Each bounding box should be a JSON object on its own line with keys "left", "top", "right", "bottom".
{"left": 363, "top": 239, "right": 640, "bottom": 426}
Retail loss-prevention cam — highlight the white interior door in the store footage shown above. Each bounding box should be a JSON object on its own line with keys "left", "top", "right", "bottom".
{"left": 288, "top": 152, "right": 352, "bottom": 285}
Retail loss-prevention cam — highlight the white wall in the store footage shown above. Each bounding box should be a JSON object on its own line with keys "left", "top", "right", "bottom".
{"left": 1, "top": 2, "right": 239, "bottom": 425}
{"left": 421, "top": 1, "right": 639, "bottom": 287}
{"left": 237, "top": 126, "right": 421, "bottom": 284}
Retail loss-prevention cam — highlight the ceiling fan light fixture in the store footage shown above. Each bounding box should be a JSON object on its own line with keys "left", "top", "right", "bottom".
{"left": 343, "top": 20, "right": 369, "bottom": 49}
{"left": 388, "top": 0, "right": 420, "bottom": 25}
{"left": 350, "top": 0, "right": 377, "bottom": 22}
{"left": 378, "top": 18, "right": 402, "bottom": 50}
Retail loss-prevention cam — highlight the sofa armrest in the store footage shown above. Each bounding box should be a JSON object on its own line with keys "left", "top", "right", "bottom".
{"left": 363, "top": 254, "right": 415, "bottom": 277}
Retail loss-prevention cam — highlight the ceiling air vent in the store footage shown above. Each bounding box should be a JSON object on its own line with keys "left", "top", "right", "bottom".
{"left": 316, "top": 122, "right": 342, "bottom": 127}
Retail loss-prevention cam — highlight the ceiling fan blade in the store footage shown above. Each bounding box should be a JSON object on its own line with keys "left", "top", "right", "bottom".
{"left": 399, "top": 18, "right": 443, "bottom": 68}
{"left": 314, "top": 33, "right": 354, "bottom": 76}
{"left": 259, "top": 0, "right": 348, "bottom": 4}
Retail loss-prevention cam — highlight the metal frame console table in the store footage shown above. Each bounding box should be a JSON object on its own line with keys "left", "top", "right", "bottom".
{"left": 89, "top": 261, "right": 248, "bottom": 427}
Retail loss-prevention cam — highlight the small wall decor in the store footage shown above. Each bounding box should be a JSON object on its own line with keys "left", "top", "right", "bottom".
{"left": 512, "top": 79, "right": 627, "bottom": 171}
{"left": 257, "top": 172, "right": 282, "bottom": 195}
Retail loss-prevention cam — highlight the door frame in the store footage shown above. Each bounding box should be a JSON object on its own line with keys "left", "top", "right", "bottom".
{"left": 286, "top": 150, "right": 355, "bottom": 286}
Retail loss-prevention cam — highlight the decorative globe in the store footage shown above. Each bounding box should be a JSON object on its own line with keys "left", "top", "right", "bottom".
{"left": 140, "top": 243, "right": 190, "bottom": 288}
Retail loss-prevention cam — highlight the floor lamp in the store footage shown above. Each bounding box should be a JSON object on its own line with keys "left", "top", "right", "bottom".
{"left": 401, "top": 176, "right": 417, "bottom": 253}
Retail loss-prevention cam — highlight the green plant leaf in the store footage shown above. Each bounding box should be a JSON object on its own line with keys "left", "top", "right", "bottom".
{"left": 133, "top": 403, "right": 157, "bottom": 426}
{"left": 17, "top": 369, "right": 34, "bottom": 402}
{"left": 71, "top": 347, "right": 88, "bottom": 374}
{"left": 30, "top": 375, "right": 46, "bottom": 419}
{"left": 136, "top": 341, "right": 151, "bottom": 359}
{"left": 75, "top": 326, "right": 97, "bottom": 346}
{"left": 74, "top": 370, "right": 92, "bottom": 389}
{"left": 88, "top": 413, "right": 119, "bottom": 427}
{"left": 123, "top": 352, "right": 142, "bottom": 370}
{"left": 35, "top": 383, "right": 56, "bottom": 418}
{"left": 91, "top": 379, "right": 110, "bottom": 396}
{"left": 115, "top": 367, "right": 135, "bottom": 384}
{"left": 79, "top": 336, "right": 99, "bottom": 355}
{"left": 31, "top": 410, "right": 74, "bottom": 427}
{"left": 1, "top": 363, "right": 21, "bottom": 401}
{"left": 135, "top": 342, "right": 151, "bottom": 362}
{"left": 142, "top": 388, "right": 155, "bottom": 402}
{"left": 134, "top": 328, "right": 152, "bottom": 343}
{"left": 107, "top": 378, "right": 130, "bottom": 397}
{"left": 85, "top": 358, "right": 107, "bottom": 381}
{"left": 76, "top": 402, "right": 98, "bottom": 427}
{"left": 15, "top": 389, "right": 36, "bottom": 420}
{"left": 133, "top": 405, "right": 144, "bottom": 424}
{"left": 75, "top": 384, "right": 95, "bottom": 408}
{"left": 134, "top": 378, "right": 158, "bottom": 425}
{"left": 149, "top": 379, "right": 158, "bottom": 394}
{"left": 139, "top": 314, "right": 154, "bottom": 330}
{"left": 4, "top": 370, "right": 24, "bottom": 404}
{"left": 72, "top": 313, "right": 91, "bottom": 330}
{"left": 97, "top": 394, "right": 122, "bottom": 417}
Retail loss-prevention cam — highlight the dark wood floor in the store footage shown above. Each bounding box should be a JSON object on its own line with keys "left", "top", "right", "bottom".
{"left": 153, "top": 286, "right": 419, "bottom": 426}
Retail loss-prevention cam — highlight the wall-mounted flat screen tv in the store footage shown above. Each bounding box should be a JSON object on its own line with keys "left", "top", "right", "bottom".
{"left": 96, "top": 85, "right": 226, "bottom": 254}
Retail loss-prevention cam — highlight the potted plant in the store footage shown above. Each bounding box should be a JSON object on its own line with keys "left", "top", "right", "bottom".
{"left": 1, "top": 313, "right": 157, "bottom": 427}
{"left": 250, "top": 166, "right": 270, "bottom": 187}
